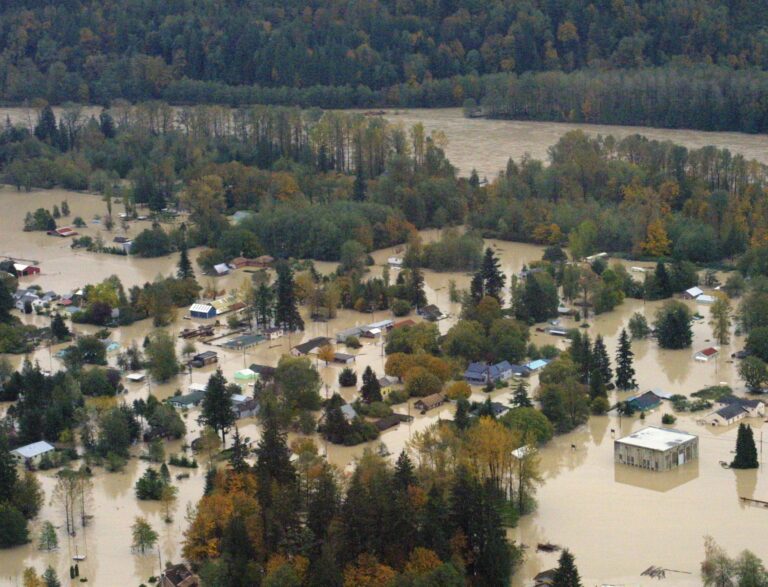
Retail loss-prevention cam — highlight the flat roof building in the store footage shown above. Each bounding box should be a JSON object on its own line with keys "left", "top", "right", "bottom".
{"left": 614, "top": 426, "right": 698, "bottom": 471}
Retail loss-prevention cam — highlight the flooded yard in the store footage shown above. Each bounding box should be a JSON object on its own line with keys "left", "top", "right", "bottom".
{"left": 0, "top": 179, "right": 766, "bottom": 582}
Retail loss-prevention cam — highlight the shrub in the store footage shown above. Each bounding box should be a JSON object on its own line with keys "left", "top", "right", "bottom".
{"left": 338, "top": 368, "right": 357, "bottom": 387}
{"left": 661, "top": 413, "right": 677, "bottom": 424}
{"left": 385, "top": 389, "right": 409, "bottom": 405}
{"left": 445, "top": 380, "right": 471, "bottom": 400}
{"left": 344, "top": 335, "right": 361, "bottom": 349}
{"left": 391, "top": 299, "right": 412, "bottom": 317}
{"left": 591, "top": 396, "right": 609, "bottom": 415}
{"left": 355, "top": 401, "right": 392, "bottom": 418}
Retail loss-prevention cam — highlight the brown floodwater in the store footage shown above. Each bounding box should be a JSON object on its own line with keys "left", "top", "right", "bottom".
{"left": 380, "top": 108, "right": 768, "bottom": 178}
{"left": 0, "top": 186, "right": 765, "bottom": 582}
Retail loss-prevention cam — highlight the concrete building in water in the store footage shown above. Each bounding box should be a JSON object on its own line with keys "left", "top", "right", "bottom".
{"left": 614, "top": 426, "right": 698, "bottom": 471}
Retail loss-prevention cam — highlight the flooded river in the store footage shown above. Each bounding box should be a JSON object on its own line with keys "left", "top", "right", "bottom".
{"left": 0, "top": 136, "right": 766, "bottom": 583}
{"left": 1, "top": 105, "right": 767, "bottom": 180}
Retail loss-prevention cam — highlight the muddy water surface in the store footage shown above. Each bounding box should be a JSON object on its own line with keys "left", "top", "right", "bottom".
{"left": 0, "top": 183, "right": 765, "bottom": 585}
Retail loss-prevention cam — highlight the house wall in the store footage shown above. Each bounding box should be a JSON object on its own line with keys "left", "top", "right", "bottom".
{"left": 614, "top": 438, "right": 698, "bottom": 471}
{"left": 706, "top": 411, "right": 745, "bottom": 426}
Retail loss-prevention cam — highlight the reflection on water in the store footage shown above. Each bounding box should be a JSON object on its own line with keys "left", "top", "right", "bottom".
{"left": 615, "top": 460, "right": 700, "bottom": 492}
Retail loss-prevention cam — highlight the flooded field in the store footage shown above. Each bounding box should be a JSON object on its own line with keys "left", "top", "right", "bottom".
{"left": 0, "top": 182, "right": 766, "bottom": 583}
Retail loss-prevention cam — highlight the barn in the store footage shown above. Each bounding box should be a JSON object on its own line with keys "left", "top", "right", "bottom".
{"left": 189, "top": 303, "right": 216, "bottom": 319}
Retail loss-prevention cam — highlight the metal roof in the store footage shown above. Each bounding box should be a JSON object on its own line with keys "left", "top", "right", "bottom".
{"left": 190, "top": 303, "right": 215, "bottom": 314}
{"left": 616, "top": 426, "right": 697, "bottom": 452}
{"left": 12, "top": 441, "right": 55, "bottom": 459}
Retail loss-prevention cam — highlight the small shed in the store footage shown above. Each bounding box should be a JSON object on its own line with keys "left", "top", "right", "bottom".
{"left": 234, "top": 368, "right": 258, "bottom": 382}
{"left": 683, "top": 286, "right": 703, "bottom": 300}
{"left": 190, "top": 351, "right": 218, "bottom": 368}
{"left": 414, "top": 393, "right": 446, "bottom": 412}
{"left": 614, "top": 426, "right": 698, "bottom": 471}
{"left": 525, "top": 359, "right": 549, "bottom": 372}
{"left": 333, "top": 352, "right": 356, "bottom": 364}
{"left": 697, "top": 294, "right": 716, "bottom": 304}
{"left": 387, "top": 256, "right": 404, "bottom": 267}
{"left": 213, "top": 263, "right": 230, "bottom": 276}
{"left": 11, "top": 441, "right": 55, "bottom": 465}
{"left": 126, "top": 373, "right": 146, "bottom": 382}
{"left": 190, "top": 303, "right": 216, "bottom": 319}
{"left": 374, "top": 413, "right": 413, "bottom": 432}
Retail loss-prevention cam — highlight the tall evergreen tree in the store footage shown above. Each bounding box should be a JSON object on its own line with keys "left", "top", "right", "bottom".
{"left": 255, "top": 404, "right": 300, "bottom": 553}
{"left": 352, "top": 166, "right": 366, "bottom": 201}
{"left": 177, "top": 225, "right": 194, "bottom": 280}
{"left": 228, "top": 427, "right": 250, "bottom": 473}
{"left": 254, "top": 282, "right": 274, "bottom": 329}
{"left": 589, "top": 368, "right": 606, "bottom": 400}
{"left": 51, "top": 313, "right": 70, "bottom": 341}
{"left": 275, "top": 261, "right": 304, "bottom": 331}
{"left": 199, "top": 369, "right": 235, "bottom": 443}
{"left": 393, "top": 451, "right": 415, "bottom": 491}
{"left": 0, "top": 433, "right": 18, "bottom": 503}
{"left": 553, "top": 549, "right": 583, "bottom": 587}
{"left": 99, "top": 110, "right": 116, "bottom": 139}
{"left": 592, "top": 335, "right": 612, "bottom": 384}
{"left": 454, "top": 397, "right": 471, "bottom": 431}
{"left": 511, "top": 380, "right": 533, "bottom": 408}
{"left": 409, "top": 267, "right": 427, "bottom": 310}
{"left": 731, "top": 423, "right": 759, "bottom": 469}
{"left": 307, "top": 463, "right": 339, "bottom": 543}
{"left": 469, "top": 272, "right": 484, "bottom": 304}
{"left": 0, "top": 280, "right": 15, "bottom": 323}
{"left": 615, "top": 329, "right": 637, "bottom": 390}
{"left": 479, "top": 247, "right": 505, "bottom": 303}
{"left": 652, "top": 262, "right": 672, "bottom": 299}
{"left": 420, "top": 485, "right": 451, "bottom": 559}
{"left": 34, "top": 106, "right": 58, "bottom": 144}
{"left": 360, "top": 366, "right": 382, "bottom": 403}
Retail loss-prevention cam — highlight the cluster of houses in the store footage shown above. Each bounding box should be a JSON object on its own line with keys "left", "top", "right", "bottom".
{"left": 625, "top": 388, "right": 766, "bottom": 428}
{"left": 463, "top": 359, "right": 549, "bottom": 385}
{"left": 336, "top": 319, "right": 396, "bottom": 342}
{"left": 12, "top": 287, "right": 61, "bottom": 313}
{"left": 167, "top": 379, "right": 259, "bottom": 419}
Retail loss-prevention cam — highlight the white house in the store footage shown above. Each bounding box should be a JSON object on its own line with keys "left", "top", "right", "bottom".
{"left": 387, "top": 256, "right": 404, "bottom": 267}
{"left": 11, "top": 441, "right": 55, "bottom": 465}
{"left": 704, "top": 396, "right": 765, "bottom": 426}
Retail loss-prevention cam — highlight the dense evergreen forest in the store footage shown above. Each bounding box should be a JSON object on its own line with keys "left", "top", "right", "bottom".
{"left": 0, "top": 1, "right": 767, "bottom": 131}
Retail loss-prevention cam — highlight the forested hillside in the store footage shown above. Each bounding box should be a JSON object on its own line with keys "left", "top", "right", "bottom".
{"left": 0, "top": 0, "right": 767, "bottom": 130}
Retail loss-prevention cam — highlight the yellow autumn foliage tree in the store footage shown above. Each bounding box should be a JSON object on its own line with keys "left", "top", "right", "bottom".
{"left": 182, "top": 471, "right": 263, "bottom": 564}
{"left": 343, "top": 554, "right": 398, "bottom": 587}
{"left": 641, "top": 218, "right": 671, "bottom": 257}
